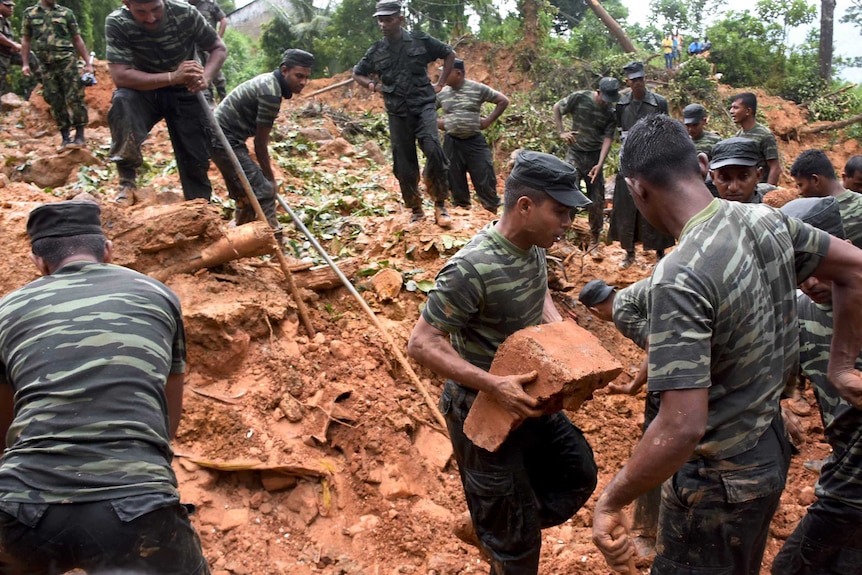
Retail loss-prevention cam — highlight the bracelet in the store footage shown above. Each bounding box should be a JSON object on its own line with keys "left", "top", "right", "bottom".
{"left": 168, "top": 71, "right": 172, "bottom": 84}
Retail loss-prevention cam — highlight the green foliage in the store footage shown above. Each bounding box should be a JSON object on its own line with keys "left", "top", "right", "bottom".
{"left": 217, "top": 0, "right": 237, "bottom": 14}
{"left": 841, "top": 0, "right": 862, "bottom": 32}
{"left": 312, "top": 0, "right": 379, "bottom": 75}
{"left": 706, "top": 11, "right": 784, "bottom": 87}
{"left": 259, "top": 17, "right": 300, "bottom": 72}
{"left": 808, "top": 86, "right": 862, "bottom": 123}
{"left": 669, "top": 56, "right": 716, "bottom": 102}
{"left": 222, "top": 28, "right": 265, "bottom": 91}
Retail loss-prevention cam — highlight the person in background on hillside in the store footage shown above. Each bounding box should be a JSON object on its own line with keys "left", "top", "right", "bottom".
{"left": 842, "top": 155, "right": 862, "bottom": 193}
{"left": 188, "top": 0, "right": 227, "bottom": 103}
{"left": 791, "top": 149, "right": 862, "bottom": 249}
{"left": 770, "top": 196, "right": 862, "bottom": 575}
{"left": 687, "top": 37, "right": 702, "bottom": 56}
{"left": 683, "top": 103, "right": 720, "bottom": 159}
{"left": 710, "top": 137, "right": 776, "bottom": 203}
{"left": 408, "top": 151, "right": 597, "bottom": 575}
{"left": 0, "top": 200, "right": 210, "bottom": 575}
{"left": 105, "top": 0, "right": 227, "bottom": 206}
{"left": 20, "top": 0, "right": 93, "bottom": 147}
{"left": 0, "top": 0, "right": 40, "bottom": 98}
{"left": 591, "top": 114, "right": 862, "bottom": 575}
{"left": 661, "top": 33, "right": 673, "bottom": 69}
{"left": 553, "top": 76, "right": 619, "bottom": 260}
{"left": 608, "top": 61, "right": 674, "bottom": 269}
{"left": 353, "top": 0, "right": 456, "bottom": 228}
{"left": 209, "top": 49, "right": 313, "bottom": 236}
{"left": 730, "top": 91, "right": 782, "bottom": 185}
{"left": 579, "top": 278, "right": 659, "bottom": 556}
{"left": 672, "top": 30, "right": 682, "bottom": 68}
{"left": 701, "top": 36, "right": 712, "bottom": 53}
{"left": 436, "top": 58, "right": 508, "bottom": 214}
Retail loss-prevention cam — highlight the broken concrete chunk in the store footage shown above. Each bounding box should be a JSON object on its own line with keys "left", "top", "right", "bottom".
{"left": 464, "top": 321, "right": 622, "bottom": 452}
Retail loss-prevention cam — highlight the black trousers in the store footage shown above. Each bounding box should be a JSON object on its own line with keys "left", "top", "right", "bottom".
{"left": 0, "top": 501, "right": 209, "bottom": 575}
{"left": 565, "top": 148, "right": 605, "bottom": 239}
{"left": 387, "top": 105, "right": 449, "bottom": 208}
{"left": 209, "top": 139, "right": 278, "bottom": 228}
{"left": 108, "top": 87, "right": 212, "bottom": 201}
{"left": 441, "top": 381, "right": 597, "bottom": 575}
{"left": 772, "top": 498, "right": 862, "bottom": 574}
{"left": 444, "top": 133, "right": 499, "bottom": 211}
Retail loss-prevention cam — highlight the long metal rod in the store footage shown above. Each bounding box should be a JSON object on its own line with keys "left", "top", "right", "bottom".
{"left": 276, "top": 194, "right": 448, "bottom": 432}
{"left": 195, "top": 91, "right": 316, "bottom": 337}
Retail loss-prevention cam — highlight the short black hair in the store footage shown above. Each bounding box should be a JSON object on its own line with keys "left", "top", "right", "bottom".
{"left": 32, "top": 234, "right": 107, "bottom": 268}
{"left": 620, "top": 115, "right": 701, "bottom": 189}
{"left": 790, "top": 149, "right": 837, "bottom": 180}
{"left": 844, "top": 155, "right": 862, "bottom": 177}
{"left": 503, "top": 179, "right": 547, "bottom": 212}
{"left": 731, "top": 92, "right": 757, "bottom": 115}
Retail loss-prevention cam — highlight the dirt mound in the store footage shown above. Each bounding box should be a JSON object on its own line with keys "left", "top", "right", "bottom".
{"left": 0, "top": 45, "right": 853, "bottom": 575}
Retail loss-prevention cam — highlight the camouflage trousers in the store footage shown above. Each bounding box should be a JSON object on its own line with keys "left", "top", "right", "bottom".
{"left": 443, "top": 132, "right": 499, "bottom": 212}
{"left": 209, "top": 137, "right": 278, "bottom": 228}
{"left": 0, "top": 51, "right": 41, "bottom": 97}
{"left": 37, "top": 52, "right": 86, "bottom": 132}
{"left": 565, "top": 148, "right": 606, "bottom": 240}
{"left": 388, "top": 105, "right": 450, "bottom": 209}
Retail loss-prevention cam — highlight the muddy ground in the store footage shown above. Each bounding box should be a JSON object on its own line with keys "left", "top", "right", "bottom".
{"left": 0, "top": 45, "right": 859, "bottom": 574}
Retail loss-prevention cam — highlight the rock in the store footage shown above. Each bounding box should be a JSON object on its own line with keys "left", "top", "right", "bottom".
{"left": 378, "top": 464, "right": 423, "bottom": 499}
{"left": 329, "top": 339, "right": 353, "bottom": 360}
{"left": 278, "top": 393, "right": 304, "bottom": 423}
{"left": 0, "top": 93, "right": 25, "bottom": 112}
{"left": 345, "top": 514, "right": 381, "bottom": 536}
{"left": 299, "top": 126, "right": 333, "bottom": 142}
{"left": 220, "top": 508, "right": 249, "bottom": 532}
{"left": 371, "top": 268, "right": 403, "bottom": 301}
{"left": 319, "top": 137, "right": 354, "bottom": 159}
{"left": 410, "top": 499, "right": 453, "bottom": 524}
{"left": 360, "top": 140, "right": 387, "bottom": 165}
{"left": 464, "top": 321, "right": 622, "bottom": 451}
{"left": 426, "top": 553, "right": 465, "bottom": 575}
{"left": 261, "top": 470, "right": 298, "bottom": 492}
{"left": 285, "top": 481, "right": 319, "bottom": 525}
{"left": 413, "top": 425, "right": 452, "bottom": 471}
{"left": 14, "top": 146, "right": 98, "bottom": 188}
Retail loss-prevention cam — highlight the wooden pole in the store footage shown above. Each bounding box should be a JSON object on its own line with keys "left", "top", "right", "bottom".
{"left": 304, "top": 78, "right": 354, "bottom": 98}
{"left": 196, "top": 91, "right": 316, "bottom": 338}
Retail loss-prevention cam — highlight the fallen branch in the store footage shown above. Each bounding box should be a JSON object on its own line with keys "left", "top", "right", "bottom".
{"left": 799, "top": 112, "right": 862, "bottom": 134}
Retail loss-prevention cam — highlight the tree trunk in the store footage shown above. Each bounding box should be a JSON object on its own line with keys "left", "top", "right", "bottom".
{"left": 819, "top": 0, "right": 835, "bottom": 81}
{"left": 519, "top": 0, "right": 540, "bottom": 48}
{"left": 585, "top": 0, "right": 636, "bottom": 53}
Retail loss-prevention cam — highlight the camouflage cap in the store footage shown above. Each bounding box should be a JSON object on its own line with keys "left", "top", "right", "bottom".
{"left": 780, "top": 197, "right": 845, "bottom": 239}
{"left": 709, "top": 137, "right": 760, "bottom": 170}
{"left": 27, "top": 201, "right": 103, "bottom": 243}
{"left": 683, "top": 103, "right": 707, "bottom": 124}
{"left": 509, "top": 151, "right": 591, "bottom": 208}
{"left": 578, "top": 280, "right": 616, "bottom": 307}
{"left": 0, "top": 0, "right": 13, "bottom": 5}
{"left": 598, "top": 77, "right": 620, "bottom": 103}
{"left": 623, "top": 61, "right": 645, "bottom": 79}
{"left": 373, "top": 1, "right": 402, "bottom": 16}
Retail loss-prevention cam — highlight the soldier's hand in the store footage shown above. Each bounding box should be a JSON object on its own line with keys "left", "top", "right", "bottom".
{"left": 593, "top": 497, "right": 636, "bottom": 574}
{"left": 490, "top": 371, "right": 542, "bottom": 421}
{"left": 176, "top": 60, "right": 206, "bottom": 92}
{"left": 11, "top": 42, "right": 21, "bottom": 54}
{"left": 587, "top": 164, "right": 602, "bottom": 183}
{"left": 21, "top": 65, "right": 30, "bottom": 77}
{"left": 83, "top": 61, "right": 94, "bottom": 74}
{"left": 560, "top": 131, "right": 577, "bottom": 145}
{"left": 479, "top": 117, "right": 491, "bottom": 130}
{"left": 828, "top": 367, "right": 862, "bottom": 410}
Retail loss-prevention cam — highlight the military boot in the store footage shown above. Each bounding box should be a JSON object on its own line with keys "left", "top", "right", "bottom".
{"left": 114, "top": 166, "right": 137, "bottom": 206}
{"left": 72, "top": 126, "right": 86, "bottom": 146}
{"left": 60, "top": 128, "right": 72, "bottom": 148}
{"left": 434, "top": 202, "right": 452, "bottom": 229}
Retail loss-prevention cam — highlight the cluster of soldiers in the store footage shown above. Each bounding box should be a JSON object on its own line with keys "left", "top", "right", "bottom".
{"left": 3, "top": 2, "right": 862, "bottom": 575}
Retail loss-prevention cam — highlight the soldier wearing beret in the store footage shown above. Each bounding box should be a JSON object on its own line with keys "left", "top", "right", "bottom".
{"left": 20, "top": 0, "right": 93, "bottom": 147}
{"left": 353, "top": 0, "right": 456, "bottom": 228}
{"left": 553, "top": 77, "right": 619, "bottom": 259}
{"left": 0, "top": 201, "right": 209, "bottom": 573}
{"left": 709, "top": 137, "right": 776, "bottom": 204}
{"left": 409, "top": 151, "right": 598, "bottom": 575}
{"left": 682, "top": 103, "right": 721, "bottom": 159}
{"left": 608, "top": 61, "right": 675, "bottom": 269}
{"left": 592, "top": 114, "right": 862, "bottom": 575}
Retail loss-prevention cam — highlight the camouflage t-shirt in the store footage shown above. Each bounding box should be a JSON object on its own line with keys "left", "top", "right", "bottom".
{"left": 1, "top": 16, "right": 15, "bottom": 55}
{"left": 436, "top": 79, "right": 500, "bottom": 138}
{"left": 612, "top": 278, "right": 650, "bottom": 350}
{"left": 555, "top": 90, "right": 617, "bottom": 153}
{"left": 735, "top": 122, "right": 779, "bottom": 181}
{"left": 353, "top": 29, "right": 453, "bottom": 116}
{"left": 422, "top": 223, "right": 548, "bottom": 372}
{"left": 648, "top": 199, "right": 829, "bottom": 460}
{"left": 0, "top": 262, "right": 186, "bottom": 504}
{"left": 215, "top": 71, "right": 287, "bottom": 142}
{"left": 21, "top": 2, "right": 78, "bottom": 59}
{"left": 692, "top": 130, "right": 721, "bottom": 158}
{"left": 106, "top": 0, "right": 218, "bottom": 74}
{"left": 836, "top": 189, "right": 862, "bottom": 249}
{"left": 193, "top": 0, "right": 225, "bottom": 29}
{"left": 797, "top": 295, "right": 862, "bottom": 509}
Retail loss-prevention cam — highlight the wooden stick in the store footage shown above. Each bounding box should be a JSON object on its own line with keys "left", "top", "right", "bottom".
{"left": 276, "top": 194, "right": 448, "bottom": 432}
{"left": 304, "top": 78, "right": 354, "bottom": 98}
{"left": 799, "top": 112, "right": 862, "bottom": 134}
{"left": 195, "top": 91, "right": 316, "bottom": 337}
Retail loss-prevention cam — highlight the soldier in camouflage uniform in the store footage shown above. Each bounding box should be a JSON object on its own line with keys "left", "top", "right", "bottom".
{"left": 189, "top": 0, "right": 227, "bottom": 102}
{"left": 436, "top": 58, "right": 509, "bottom": 214}
{"left": 353, "top": 0, "right": 455, "bottom": 228}
{"left": 710, "top": 138, "right": 777, "bottom": 204}
{"left": 0, "top": 0, "right": 41, "bottom": 98}
{"left": 553, "top": 77, "right": 619, "bottom": 258}
{"left": 20, "top": 0, "right": 93, "bottom": 146}
{"left": 592, "top": 115, "right": 862, "bottom": 575}
{"left": 409, "top": 151, "right": 597, "bottom": 575}
{"left": 730, "top": 91, "right": 782, "bottom": 185}
{"left": 791, "top": 149, "right": 862, "bottom": 249}
{"left": 772, "top": 197, "right": 862, "bottom": 574}
{"left": 210, "top": 49, "right": 313, "bottom": 230}
{"left": 0, "top": 201, "right": 209, "bottom": 574}
{"left": 842, "top": 155, "right": 862, "bottom": 193}
{"left": 106, "top": 0, "right": 227, "bottom": 205}
{"left": 682, "top": 103, "right": 720, "bottom": 159}
{"left": 607, "top": 62, "right": 675, "bottom": 269}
